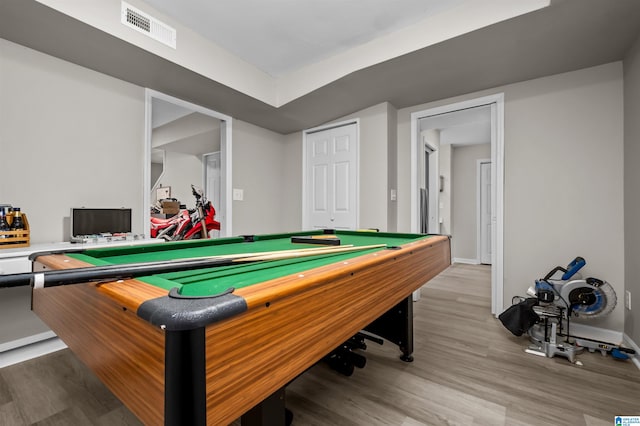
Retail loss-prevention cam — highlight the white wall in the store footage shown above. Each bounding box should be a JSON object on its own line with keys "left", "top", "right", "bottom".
{"left": 0, "top": 38, "right": 296, "bottom": 243}
{"left": 155, "top": 151, "right": 202, "bottom": 208}
{"left": 504, "top": 63, "right": 624, "bottom": 333}
{"left": 231, "top": 120, "right": 289, "bottom": 236}
{"left": 451, "top": 143, "right": 490, "bottom": 260}
{"left": 386, "top": 103, "right": 398, "bottom": 232}
{"left": 358, "top": 103, "right": 392, "bottom": 230}
{"left": 624, "top": 34, "right": 640, "bottom": 344}
{"left": 281, "top": 132, "right": 303, "bottom": 232}
{"left": 398, "top": 62, "right": 625, "bottom": 331}
{"left": 0, "top": 38, "right": 145, "bottom": 243}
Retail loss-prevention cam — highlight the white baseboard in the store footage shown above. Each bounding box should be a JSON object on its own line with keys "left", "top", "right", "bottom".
{"left": 569, "top": 323, "right": 639, "bottom": 370}
{"left": 623, "top": 333, "right": 640, "bottom": 371}
{"left": 0, "top": 330, "right": 56, "bottom": 353}
{"left": 569, "top": 323, "right": 623, "bottom": 343}
{"left": 0, "top": 337, "right": 67, "bottom": 368}
{"left": 452, "top": 257, "right": 480, "bottom": 265}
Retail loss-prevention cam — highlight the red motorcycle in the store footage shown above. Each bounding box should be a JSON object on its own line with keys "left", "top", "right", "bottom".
{"left": 150, "top": 208, "right": 191, "bottom": 240}
{"left": 181, "top": 185, "right": 220, "bottom": 240}
{"left": 150, "top": 185, "right": 220, "bottom": 240}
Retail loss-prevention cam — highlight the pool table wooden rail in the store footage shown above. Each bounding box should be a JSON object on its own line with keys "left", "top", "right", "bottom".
{"left": 32, "top": 234, "right": 450, "bottom": 425}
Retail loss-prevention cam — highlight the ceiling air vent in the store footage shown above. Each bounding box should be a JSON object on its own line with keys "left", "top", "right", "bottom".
{"left": 121, "top": 2, "right": 176, "bottom": 49}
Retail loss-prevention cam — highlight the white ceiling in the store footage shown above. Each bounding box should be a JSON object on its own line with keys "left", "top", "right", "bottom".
{"left": 152, "top": 98, "right": 193, "bottom": 128}
{"left": 144, "top": 0, "right": 466, "bottom": 77}
{"left": 140, "top": 0, "right": 529, "bottom": 134}
{"left": 420, "top": 105, "right": 492, "bottom": 147}
{"left": 152, "top": 107, "right": 221, "bottom": 157}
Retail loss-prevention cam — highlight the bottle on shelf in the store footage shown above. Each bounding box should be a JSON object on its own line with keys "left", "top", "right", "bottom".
{"left": 0, "top": 208, "right": 9, "bottom": 238}
{"left": 10, "top": 207, "right": 24, "bottom": 230}
{"left": 6, "top": 207, "right": 13, "bottom": 228}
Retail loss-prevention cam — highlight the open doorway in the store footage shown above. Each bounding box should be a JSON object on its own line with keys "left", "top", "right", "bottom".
{"left": 144, "top": 89, "right": 233, "bottom": 238}
{"left": 420, "top": 141, "right": 439, "bottom": 234}
{"left": 411, "top": 94, "right": 504, "bottom": 316}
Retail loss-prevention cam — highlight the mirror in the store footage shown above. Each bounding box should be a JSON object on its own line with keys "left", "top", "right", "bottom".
{"left": 144, "top": 90, "right": 232, "bottom": 238}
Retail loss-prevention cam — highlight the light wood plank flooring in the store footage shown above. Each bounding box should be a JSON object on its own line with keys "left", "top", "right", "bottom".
{"left": 1, "top": 263, "right": 638, "bottom": 425}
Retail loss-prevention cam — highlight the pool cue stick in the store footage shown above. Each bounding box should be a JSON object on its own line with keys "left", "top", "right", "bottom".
{"left": 178, "top": 244, "right": 354, "bottom": 262}
{"left": 0, "top": 244, "right": 387, "bottom": 289}
{"left": 209, "top": 244, "right": 385, "bottom": 262}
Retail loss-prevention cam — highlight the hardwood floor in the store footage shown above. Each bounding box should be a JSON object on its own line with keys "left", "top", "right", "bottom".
{"left": 1, "top": 263, "right": 638, "bottom": 425}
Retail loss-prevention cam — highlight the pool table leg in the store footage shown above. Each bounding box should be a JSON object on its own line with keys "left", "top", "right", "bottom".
{"left": 364, "top": 296, "right": 414, "bottom": 362}
{"left": 165, "top": 328, "right": 207, "bottom": 426}
{"left": 241, "top": 387, "right": 292, "bottom": 426}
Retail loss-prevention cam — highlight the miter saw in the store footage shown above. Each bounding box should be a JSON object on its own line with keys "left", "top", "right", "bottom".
{"left": 500, "top": 257, "right": 635, "bottom": 363}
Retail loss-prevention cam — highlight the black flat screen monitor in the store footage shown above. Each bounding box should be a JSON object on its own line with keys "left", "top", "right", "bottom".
{"left": 71, "top": 208, "right": 132, "bottom": 236}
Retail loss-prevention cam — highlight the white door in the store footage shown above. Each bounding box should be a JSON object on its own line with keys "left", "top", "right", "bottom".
{"left": 304, "top": 123, "right": 358, "bottom": 230}
{"left": 204, "top": 152, "right": 221, "bottom": 238}
{"left": 480, "top": 160, "right": 492, "bottom": 264}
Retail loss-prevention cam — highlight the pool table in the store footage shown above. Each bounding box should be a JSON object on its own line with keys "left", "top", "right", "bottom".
{"left": 30, "top": 230, "right": 450, "bottom": 425}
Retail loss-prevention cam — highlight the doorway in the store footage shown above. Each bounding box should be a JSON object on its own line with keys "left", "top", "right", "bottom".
{"left": 420, "top": 142, "right": 439, "bottom": 234}
{"left": 411, "top": 94, "right": 504, "bottom": 316}
{"left": 144, "top": 89, "right": 233, "bottom": 237}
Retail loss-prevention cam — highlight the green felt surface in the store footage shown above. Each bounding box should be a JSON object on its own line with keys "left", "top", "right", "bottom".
{"left": 67, "top": 231, "right": 431, "bottom": 297}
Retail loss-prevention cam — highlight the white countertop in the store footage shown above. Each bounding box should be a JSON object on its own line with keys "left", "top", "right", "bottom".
{"left": 0, "top": 237, "right": 162, "bottom": 259}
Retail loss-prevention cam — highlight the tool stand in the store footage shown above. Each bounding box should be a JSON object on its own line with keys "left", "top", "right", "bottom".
{"left": 527, "top": 305, "right": 581, "bottom": 363}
